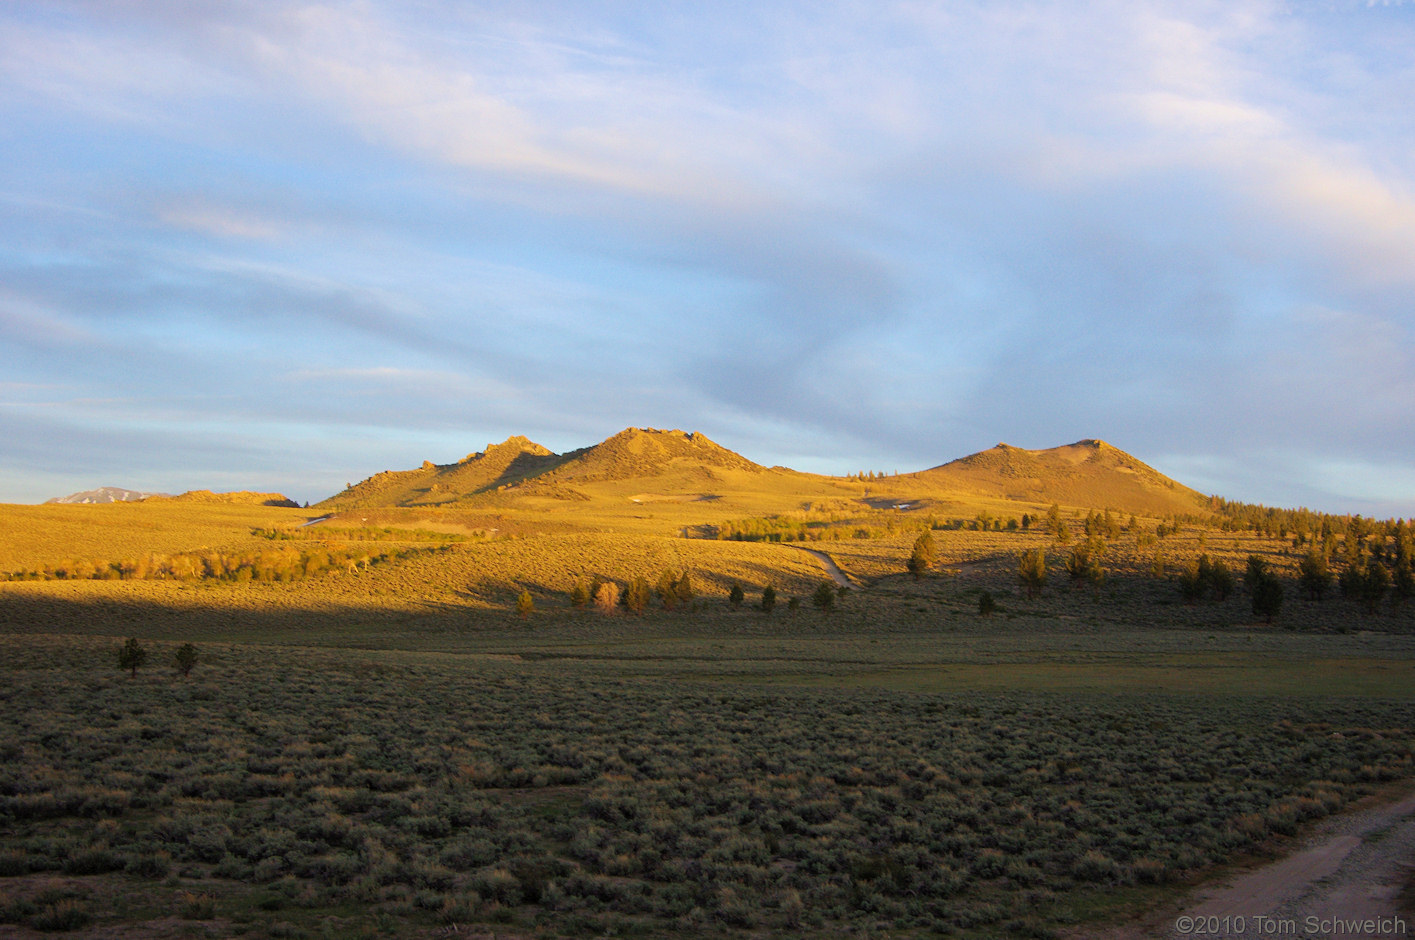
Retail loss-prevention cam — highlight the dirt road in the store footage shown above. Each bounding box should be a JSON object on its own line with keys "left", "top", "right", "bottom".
{"left": 788, "top": 546, "right": 852, "bottom": 587}
{"left": 1098, "top": 786, "right": 1415, "bottom": 939}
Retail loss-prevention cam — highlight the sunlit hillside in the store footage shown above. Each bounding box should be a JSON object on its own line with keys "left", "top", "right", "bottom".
{"left": 313, "top": 428, "right": 1213, "bottom": 539}
{"left": 910, "top": 439, "right": 1211, "bottom": 518}
{"left": 0, "top": 498, "right": 309, "bottom": 574}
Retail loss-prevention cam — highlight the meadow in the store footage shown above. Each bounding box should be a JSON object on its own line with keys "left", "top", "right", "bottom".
{"left": 2, "top": 492, "right": 1413, "bottom": 938}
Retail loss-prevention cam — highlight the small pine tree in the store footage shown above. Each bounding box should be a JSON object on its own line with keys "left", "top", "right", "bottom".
{"left": 1252, "top": 572, "right": 1283, "bottom": 624}
{"left": 1245, "top": 554, "right": 1267, "bottom": 591}
{"left": 570, "top": 578, "right": 591, "bottom": 608}
{"left": 1296, "top": 552, "right": 1330, "bottom": 603}
{"left": 760, "top": 585, "right": 777, "bottom": 615}
{"left": 626, "top": 576, "right": 651, "bottom": 614}
{"left": 656, "top": 570, "right": 678, "bottom": 611}
{"left": 787, "top": 596, "right": 801, "bottom": 612}
{"left": 1358, "top": 562, "right": 1389, "bottom": 614}
{"left": 1018, "top": 549, "right": 1047, "bottom": 599}
{"left": 1201, "top": 555, "right": 1234, "bottom": 601}
{"left": 728, "top": 583, "right": 745, "bottom": 608}
{"left": 978, "top": 591, "right": 996, "bottom": 616}
{"left": 674, "top": 571, "right": 694, "bottom": 606}
{"left": 118, "top": 637, "right": 147, "bottom": 678}
{"left": 907, "top": 531, "right": 935, "bottom": 580}
{"left": 1066, "top": 540, "right": 1105, "bottom": 587}
{"left": 1178, "top": 559, "right": 1205, "bottom": 603}
{"left": 516, "top": 589, "right": 535, "bottom": 619}
{"left": 174, "top": 642, "right": 198, "bottom": 678}
{"left": 812, "top": 581, "right": 835, "bottom": 611}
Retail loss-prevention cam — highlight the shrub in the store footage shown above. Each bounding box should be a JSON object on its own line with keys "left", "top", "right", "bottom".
{"left": 178, "top": 892, "right": 215, "bottom": 919}
{"left": 31, "top": 899, "right": 90, "bottom": 932}
{"left": 907, "top": 531, "right": 935, "bottom": 579}
{"left": 126, "top": 851, "right": 172, "bottom": 879}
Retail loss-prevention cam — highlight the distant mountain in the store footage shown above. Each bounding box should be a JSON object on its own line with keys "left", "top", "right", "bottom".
{"left": 45, "top": 487, "right": 299, "bottom": 507}
{"left": 911, "top": 439, "right": 1209, "bottom": 517}
{"left": 46, "top": 486, "right": 169, "bottom": 504}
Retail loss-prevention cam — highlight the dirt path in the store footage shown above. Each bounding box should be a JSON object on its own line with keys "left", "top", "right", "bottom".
{"left": 1096, "top": 785, "right": 1415, "bottom": 939}
{"left": 787, "top": 546, "right": 852, "bottom": 587}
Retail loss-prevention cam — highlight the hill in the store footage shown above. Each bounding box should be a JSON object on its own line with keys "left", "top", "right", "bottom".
{"left": 163, "top": 490, "right": 300, "bottom": 508}
{"left": 309, "top": 429, "right": 1209, "bottom": 538}
{"left": 318, "top": 435, "right": 563, "bottom": 509}
{"left": 318, "top": 428, "right": 768, "bottom": 510}
{"left": 911, "top": 439, "right": 1210, "bottom": 517}
{"left": 549, "top": 428, "right": 765, "bottom": 483}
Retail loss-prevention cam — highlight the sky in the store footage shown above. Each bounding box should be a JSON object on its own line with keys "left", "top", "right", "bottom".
{"left": 2, "top": 1, "right": 1413, "bottom": 516}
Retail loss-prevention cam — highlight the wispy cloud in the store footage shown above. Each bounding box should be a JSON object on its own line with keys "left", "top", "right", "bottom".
{"left": 158, "top": 201, "right": 284, "bottom": 240}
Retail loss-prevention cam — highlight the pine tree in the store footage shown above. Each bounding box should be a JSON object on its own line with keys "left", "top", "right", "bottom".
{"left": 812, "top": 581, "right": 835, "bottom": 611}
{"left": 978, "top": 591, "right": 996, "bottom": 616}
{"left": 174, "top": 642, "right": 198, "bottom": 678}
{"left": 1018, "top": 549, "right": 1047, "bottom": 599}
{"left": 1252, "top": 571, "right": 1283, "bottom": 624}
{"left": 626, "top": 577, "right": 651, "bottom": 614}
{"left": 1066, "top": 540, "right": 1105, "bottom": 587}
{"left": 728, "top": 583, "right": 745, "bottom": 608}
{"left": 1393, "top": 557, "right": 1414, "bottom": 604}
{"left": 570, "top": 578, "right": 591, "bottom": 608}
{"left": 1178, "top": 559, "right": 1205, "bottom": 604}
{"left": 118, "top": 637, "right": 147, "bottom": 678}
{"left": 516, "top": 589, "right": 535, "bottom": 619}
{"left": 760, "top": 585, "right": 777, "bottom": 615}
{"left": 674, "top": 571, "right": 694, "bottom": 606}
{"left": 1204, "top": 556, "right": 1234, "bottom": 601}
{"left": 1298, "top": 550, "right": 1331, "bottom": 601}
{"left": 656, "top": 570, "right": 678, "bottom": 610}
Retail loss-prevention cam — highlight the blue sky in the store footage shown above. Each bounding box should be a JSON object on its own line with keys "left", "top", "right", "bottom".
{"left": 2, "top": 1, "right": 1413, "bottom": 515}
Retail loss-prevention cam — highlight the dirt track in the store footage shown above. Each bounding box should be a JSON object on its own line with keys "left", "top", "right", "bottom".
{"left": 1097, "top": 785, "right": 1415, "bottom": 939}
{"left": 790, "top": 546, "right": 852, "bottom": 587}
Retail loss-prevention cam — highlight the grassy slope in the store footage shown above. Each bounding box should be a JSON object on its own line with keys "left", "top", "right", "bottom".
{"left": 0, "top": 501, "right": 313, "bottom": 573}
